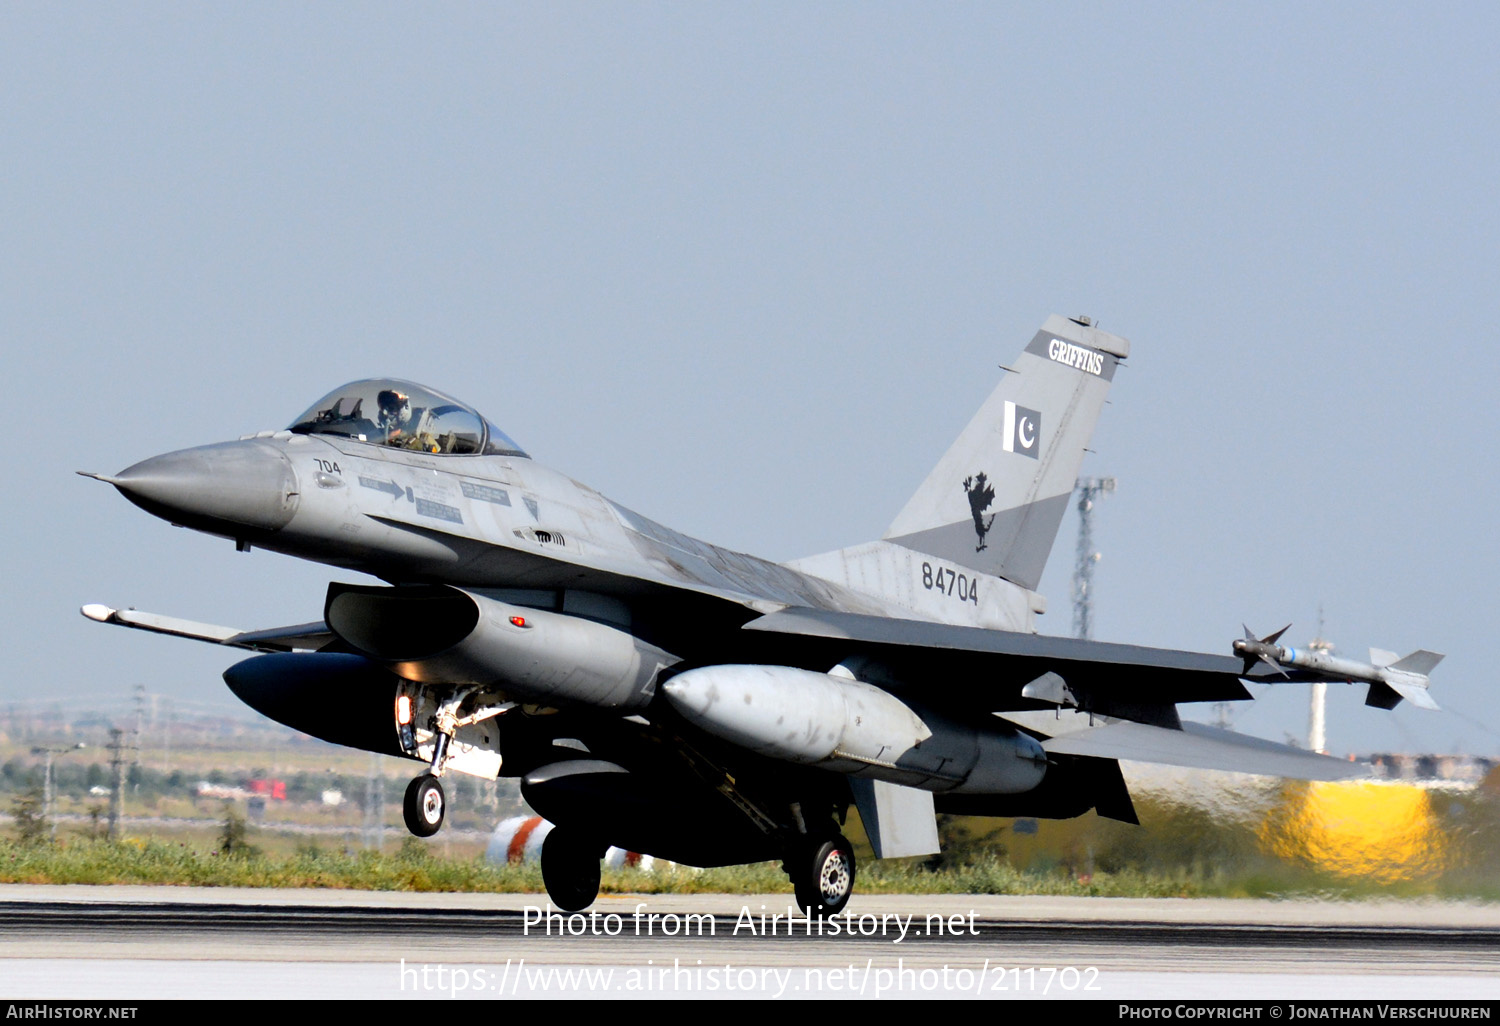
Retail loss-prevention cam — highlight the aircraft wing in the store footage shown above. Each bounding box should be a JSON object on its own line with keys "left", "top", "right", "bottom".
{"left": 743, "top": 606, "right": 1366, "bottom": 779}
{"left": 744, "top": 605, "right": 1260, "bottom": 711}
{"left": 80, "top": 604, "right": 335, "bottom": 653}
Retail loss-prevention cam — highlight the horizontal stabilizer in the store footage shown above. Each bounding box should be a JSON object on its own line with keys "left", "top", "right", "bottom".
{"left": 1041, "top": 720, "right": 1369, "bottom": 781}
{"left": 81, "top": 604, "right": 332, "bottom": 653}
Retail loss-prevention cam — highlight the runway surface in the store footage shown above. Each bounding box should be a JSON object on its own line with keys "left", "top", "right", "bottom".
{"left": 0, "top": 885, "right": 1496, "bottom": 999}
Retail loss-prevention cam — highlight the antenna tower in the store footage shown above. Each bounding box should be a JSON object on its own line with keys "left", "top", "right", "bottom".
{"left": 1072, "top": 476, "right": 1116, "bottom": 640}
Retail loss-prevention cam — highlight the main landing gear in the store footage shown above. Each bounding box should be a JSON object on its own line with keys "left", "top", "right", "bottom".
{"left": 785, "top": 832, "right": 856, "bottom": 916}
{"left": 402, "top": 774, "right": 445, "bottom": 837}
{"left": 540, "top": 828, "right": 604, "bottom": 912}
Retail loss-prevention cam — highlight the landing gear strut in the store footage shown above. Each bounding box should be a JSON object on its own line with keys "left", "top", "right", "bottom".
{"left": 541, "top": 828, "right": 602, "bottom": 912}
{"left": 398, "top": 686, "right": 513, "bottom": 838}
{"left": 786, "top": 832, "right": 856, "bottom": 916}
{"left": 402, "top": 774, "right": 445, "bottom": 837}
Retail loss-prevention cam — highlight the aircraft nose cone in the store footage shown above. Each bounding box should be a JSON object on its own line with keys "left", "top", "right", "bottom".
{"left": 110, "top": 440, "right": 300, "bottom": 531}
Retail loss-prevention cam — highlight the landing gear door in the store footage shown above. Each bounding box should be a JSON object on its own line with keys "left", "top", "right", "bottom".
{"left": 849, "top": 778, "right": 940, "bottom": 859}
{"left": 396, "top": 680, "right": 505, "bottom": 779}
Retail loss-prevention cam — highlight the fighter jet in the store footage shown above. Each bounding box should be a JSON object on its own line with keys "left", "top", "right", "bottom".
{"left": 80, "top": 315, "right": 1439, "bottom": 914}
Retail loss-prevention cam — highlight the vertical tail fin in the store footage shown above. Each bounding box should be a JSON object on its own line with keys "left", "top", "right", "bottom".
{"left": 883, "top": 315, "right": 1128, "bottom": 590}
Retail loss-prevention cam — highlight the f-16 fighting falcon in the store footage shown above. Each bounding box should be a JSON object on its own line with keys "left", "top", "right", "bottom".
{"left": 80, "top": 315, "right": 1440, "bottom": 914}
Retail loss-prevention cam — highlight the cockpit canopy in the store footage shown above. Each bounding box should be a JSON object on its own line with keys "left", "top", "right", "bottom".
{"left": 288, "top": 380, "right": 527, "bottom": 458}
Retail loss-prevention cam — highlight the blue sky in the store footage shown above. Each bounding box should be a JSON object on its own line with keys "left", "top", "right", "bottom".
{"left": 4, "top": 3, "right": 1496, "bottom": 757}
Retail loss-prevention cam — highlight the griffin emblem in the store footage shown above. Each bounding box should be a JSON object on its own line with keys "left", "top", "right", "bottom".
{"left": 962, "top": 473, "right": 996, "bottom": 551}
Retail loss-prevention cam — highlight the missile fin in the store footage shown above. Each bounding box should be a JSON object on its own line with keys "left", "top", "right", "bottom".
{"left": 1238, "top": 624, "right": 1259, "bottom": 675}
{"left": 1239, "top": 624, "right": 1291, "bottom": 677}
{"left": 1391, "top": 650, "right": 1444, "bottom": 676}
{"left": 1259, "top": 654, "right": 1290, "bottom": 679}
{"left": 1389, "top": 681, "right": 1441, "bottom": 711}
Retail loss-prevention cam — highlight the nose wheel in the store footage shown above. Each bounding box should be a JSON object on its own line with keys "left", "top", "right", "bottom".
{"left": 787, "top": 833, "right": 855, "bottom": 916}
{"left": 402, "top": 774, "right": 446, "bottom": 837}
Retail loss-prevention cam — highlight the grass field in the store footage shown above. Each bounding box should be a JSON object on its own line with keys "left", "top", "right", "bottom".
{"left": 4, "top": 721, "right": 1496, "bottom": 901}
{"left": 2, "top": 795, "right": 1497, "bottom": 901}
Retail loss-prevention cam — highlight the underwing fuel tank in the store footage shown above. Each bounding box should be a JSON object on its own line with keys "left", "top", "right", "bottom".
{"left": 662, "top": 665, "right": 1048, "bottom": 795}
{"left": 324, "top": 584, "right": 678, "bottom": 712}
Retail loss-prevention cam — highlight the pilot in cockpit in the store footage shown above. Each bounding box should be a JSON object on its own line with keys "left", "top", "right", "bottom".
{"left": 376, "top": 388, "right": 413, "bottom": 444}
{"left": 290, "top": 379, "right": 528, "bottom": 458}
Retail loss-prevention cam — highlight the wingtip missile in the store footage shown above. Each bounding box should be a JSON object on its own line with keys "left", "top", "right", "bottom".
{"left": 1232, "top": 626, "right": 1440, "bottom": 711}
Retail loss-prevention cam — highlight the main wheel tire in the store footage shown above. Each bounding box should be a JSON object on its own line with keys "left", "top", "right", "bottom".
{"left": 402, "top": 775, "right": 445, "bottom": 838}
{"left": 791, "top": 834, "right": 856, "bottom": 916}
{"left": 541, "top": 828, "right": 602, "bottom": 912}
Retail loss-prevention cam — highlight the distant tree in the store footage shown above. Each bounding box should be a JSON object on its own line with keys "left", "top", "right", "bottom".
{"left": 218, "top": 803, "right": 259, "bottom": 858}
{"left": 10, "top": 787, "right": 47, "bottom": 845}
{"left": 1, "top": 759, "right": 27, "bottom": 789}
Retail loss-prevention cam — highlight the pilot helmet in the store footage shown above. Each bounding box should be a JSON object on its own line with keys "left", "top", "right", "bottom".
{"left": 377, "top": 389, "right": 412, "bottom": 429}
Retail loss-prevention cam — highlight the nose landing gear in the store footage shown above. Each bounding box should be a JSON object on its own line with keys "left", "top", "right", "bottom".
{"left": 402, "top": 774, "right": 446, "bottom": 837}
{"left": 398, "top": 687, "right": 513, "bottom": 838}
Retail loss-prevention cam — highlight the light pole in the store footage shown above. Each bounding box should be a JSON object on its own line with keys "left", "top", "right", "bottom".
{"left": 29, "top": 743, "right": 87, "bottom": 839}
